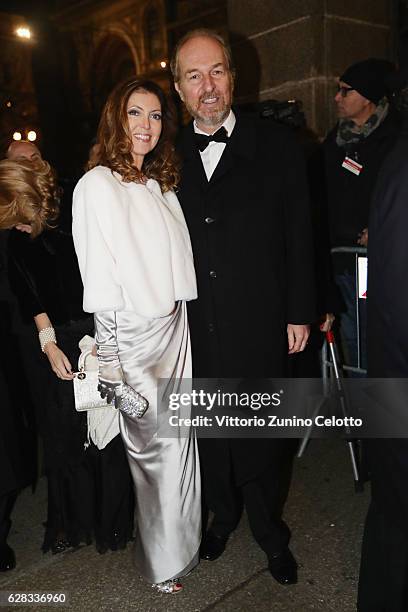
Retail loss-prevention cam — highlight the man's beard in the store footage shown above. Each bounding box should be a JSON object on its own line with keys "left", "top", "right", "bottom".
{"left": 194, "top": 106, "right": 230, "bottom": 127}
{"left": 186, "top": 93, "right": 231, "bottom": 128}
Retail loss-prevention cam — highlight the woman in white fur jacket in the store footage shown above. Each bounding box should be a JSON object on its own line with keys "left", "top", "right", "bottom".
{"left": 72, "top": 78, "right": 200, "bottom": 594}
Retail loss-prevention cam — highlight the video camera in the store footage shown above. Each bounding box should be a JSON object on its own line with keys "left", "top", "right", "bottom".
{"left": 259, "top": 99, "right": 306, "bottom": 129}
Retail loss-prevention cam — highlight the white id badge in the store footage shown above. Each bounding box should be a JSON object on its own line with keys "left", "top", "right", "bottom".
{"left": 342, "top": 156, "right": 363, "bottom": 176}
{"left": 358, "top": 256, "right": 367, "bottom": 299}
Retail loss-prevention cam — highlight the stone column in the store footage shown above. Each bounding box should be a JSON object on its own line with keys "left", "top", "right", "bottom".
{"left": 228, "top": 0, "right": 394, "bottom": 136}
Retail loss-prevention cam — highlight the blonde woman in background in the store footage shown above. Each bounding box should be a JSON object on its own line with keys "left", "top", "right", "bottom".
{"left": 0, "top": 146, "right": 134, "bottom": 555}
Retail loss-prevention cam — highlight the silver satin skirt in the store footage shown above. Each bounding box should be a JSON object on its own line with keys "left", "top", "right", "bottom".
{"left": 116, "top": 301, "right": 201, "bottom": 583}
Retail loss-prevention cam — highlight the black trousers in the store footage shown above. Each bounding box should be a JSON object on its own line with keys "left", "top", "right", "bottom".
{"left": 358, "top": 501, "right": 408, "bottom": 612}
{"left": 199, "top": 438, "right": 293, "bottom": 556}
{"left": 0, "top": 491, "right": 17, "bottom": 550}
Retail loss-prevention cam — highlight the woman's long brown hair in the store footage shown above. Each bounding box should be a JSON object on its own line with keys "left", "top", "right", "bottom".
{"left": 89, "top": 78, "right": 180, "bottom": 192}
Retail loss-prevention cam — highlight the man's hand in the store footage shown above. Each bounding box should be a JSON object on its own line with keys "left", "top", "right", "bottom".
{"left": 287, "top": 324, "right": 310, "bottom": 354}
{"left": 319, "top": 313, "right": 335, "bottom": 333}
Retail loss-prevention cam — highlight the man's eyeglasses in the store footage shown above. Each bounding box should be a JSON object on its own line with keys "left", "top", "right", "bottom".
{"left": 336, "top": 85, "right": 355, "bottom": 98}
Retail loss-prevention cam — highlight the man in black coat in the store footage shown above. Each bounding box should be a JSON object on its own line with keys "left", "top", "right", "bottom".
{"left": 171, "top": 29, "right": 315, "bottom": 584}
{"left": 357, "top": 69, "right": 408, "bottom": 611}
{"left": 323, "top": 58, "right": 399, "bottom": 370}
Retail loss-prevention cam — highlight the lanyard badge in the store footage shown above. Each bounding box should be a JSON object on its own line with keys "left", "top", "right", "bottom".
{"left": 342, "top": 156, "right": 363, "bottom": 176}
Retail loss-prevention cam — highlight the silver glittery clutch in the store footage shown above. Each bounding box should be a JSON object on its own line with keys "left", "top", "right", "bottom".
{"left": 115, "top": 383, "right": 149, "bottom": 419}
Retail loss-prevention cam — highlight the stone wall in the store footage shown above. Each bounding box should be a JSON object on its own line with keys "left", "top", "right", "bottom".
{"left": 228, "top": 0, "right": 395, "bottom": 137}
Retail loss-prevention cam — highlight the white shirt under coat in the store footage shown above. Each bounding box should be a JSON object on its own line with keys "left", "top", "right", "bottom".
{"left": 194, "top": 110, "right": 236, "bottom": 180}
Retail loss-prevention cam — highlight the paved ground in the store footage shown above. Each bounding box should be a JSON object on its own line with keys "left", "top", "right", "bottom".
{"left": 0, "top": 439, "right": 368, "bottom": 612}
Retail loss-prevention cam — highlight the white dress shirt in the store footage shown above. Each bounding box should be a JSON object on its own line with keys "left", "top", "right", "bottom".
{"left": 194, "top": 110, "right": 236, "bottom": 180}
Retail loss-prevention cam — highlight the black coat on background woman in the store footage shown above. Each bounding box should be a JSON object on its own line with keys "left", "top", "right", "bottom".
{"left": 7, "top": 225, "right": 134, "bottom": 553}
{"left": 0, "top": 154, "right": 133, "bottom": 554}
{"left": 0, "top": 231, "right": 35, "bottom": 569}
{"left": 0, "top": 232, "right": 34, "bottom": 499}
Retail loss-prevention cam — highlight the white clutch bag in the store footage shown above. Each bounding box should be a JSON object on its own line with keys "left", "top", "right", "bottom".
{"left": 73, "top": 349, "right": 109, "bottom": 412}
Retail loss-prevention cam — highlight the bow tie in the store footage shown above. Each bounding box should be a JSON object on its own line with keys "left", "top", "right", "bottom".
{"left": 194, "top": 126, "right": 228, "bottom": 152}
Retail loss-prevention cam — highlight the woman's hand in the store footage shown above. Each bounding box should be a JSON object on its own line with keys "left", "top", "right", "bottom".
{"left": 44, "top": 343, "right": 74, "bottom": 380}
{"left": 98, "top": 362, "right": 123, "bottom": 404}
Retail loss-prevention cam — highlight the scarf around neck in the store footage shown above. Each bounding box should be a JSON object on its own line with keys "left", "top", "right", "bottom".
{"left": 336, "top": 96, "right": 389, "bottom": 148}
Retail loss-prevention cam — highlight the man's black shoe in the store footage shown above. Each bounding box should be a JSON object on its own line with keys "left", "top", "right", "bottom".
{"left": 200, "top": 530, "right": 228, "bottom": 561}
{"left": 0, "top": 544, "right": 16, "bottom": 572}
{"left": 268, "top": 547, "right": 297, "bottom": 585}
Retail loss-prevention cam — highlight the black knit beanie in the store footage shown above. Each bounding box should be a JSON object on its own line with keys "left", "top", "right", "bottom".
{"left": 340, "top": 58, "right": 395, "bottom": 103}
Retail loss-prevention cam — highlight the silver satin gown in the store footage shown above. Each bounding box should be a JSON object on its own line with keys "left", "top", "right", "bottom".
{"left": 95, "top": 302, "right": 201, "bottom": 583}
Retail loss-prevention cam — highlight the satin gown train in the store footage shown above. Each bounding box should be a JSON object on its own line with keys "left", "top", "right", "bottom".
{"left": 95, "top": 301, "right": 201, "bottom": 583}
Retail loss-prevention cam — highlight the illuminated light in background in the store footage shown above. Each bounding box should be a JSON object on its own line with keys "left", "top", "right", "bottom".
{"left": 27, "top": 130, "right": 37, "bottom": 142}
{"left": 13, "top": 132, "right": 22, "bottom": 141}
{"left": 6, "top": 101, "right": 12, "bottom": 108}
{"left": 160, "top": 61, "right": 167, "bottom": 68}
{"left": 16, "top": 27, "right": 31, "bottom": 39}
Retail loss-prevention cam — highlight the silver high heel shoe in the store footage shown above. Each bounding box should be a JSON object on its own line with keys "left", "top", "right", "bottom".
{"left": 151, "top": 578, "right": 183, "bottom": 594}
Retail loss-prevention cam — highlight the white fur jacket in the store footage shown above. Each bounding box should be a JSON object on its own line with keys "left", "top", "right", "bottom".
{"left": 72, "top": 166, "right": 197, "bottom": 317}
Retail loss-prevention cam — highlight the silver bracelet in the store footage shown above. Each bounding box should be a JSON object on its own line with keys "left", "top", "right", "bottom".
{"left": 39, "top": 326, "right": 57, "bottom": 352}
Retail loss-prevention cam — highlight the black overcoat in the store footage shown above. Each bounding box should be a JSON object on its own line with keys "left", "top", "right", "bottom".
{"left": 6, "top": 229, "right": 93, "bottom": 471}
{"left": 177, "top": 112, "right": 316, "bottom": 380}
{"left": 323, "top": 113, "right": 399, "bottom": 252}
{"left": 366, "top": 120, "right": 408, "bottom": 532}
{"left": 177, "top": 112, "right": 315, "bottom": 483}
{"left": 368, "top": 121, "right": 408, "bottom": 378}
{"left": 0, "top": 233, "right": 35, "bottom": 497}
